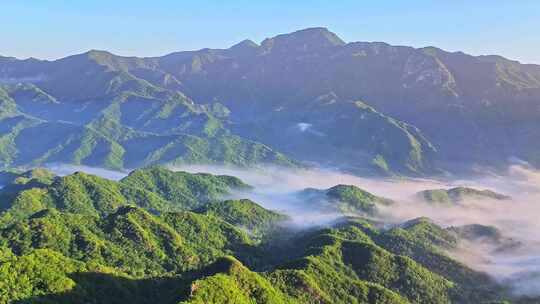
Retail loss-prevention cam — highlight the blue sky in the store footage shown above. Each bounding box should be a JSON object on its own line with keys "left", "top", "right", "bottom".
{"left": 2, "top": 1, "right": 539, "bottom": 63}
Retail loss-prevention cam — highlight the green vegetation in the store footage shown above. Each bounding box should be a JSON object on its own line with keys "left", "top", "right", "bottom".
{"left": 372, "top": 218, "right": 502, "bottom": 303}
{"left": 446, "top": 224, "right": 521, "bottom": 250}
{"left": 0, "top": 168, "right": 55, "bottom": 186}
{"left": 120, "top": 167, "right": 251, "bottom": 210}
{"left": 0, "top": 206, "right": 254, "bottom": 277}
{"left": 0, "top": 82, "right": 295, "bottom": 170}
{"left": 0, "top": 167, "right": 524, "bottom": 303}
{"left": 0, "top": 32, "right": 449, "bottom": 175}
{"left": 3, "top": 26, "right": 540, "bottom": 302}
{"left": 418, "top": 187, "right": 511, "bottom": 204}
{"left": 300, "top": 184, "right": 393, "bottom": 215}
{"left": 196, "top": 199, "right": 289, "bottom": 238}
{"left": 0, "top": 167, "right": 250, "bottom": 227}
{"left": 4, "top": 27, "right": 540, "bottom": 173}
{"left": 180, "top": 256, "right": 294, "bottom": 304}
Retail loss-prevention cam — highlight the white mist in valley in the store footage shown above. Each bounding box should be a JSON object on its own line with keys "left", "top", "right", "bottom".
{"left": 170, "top": 164, "right": 540, "bottom": 296}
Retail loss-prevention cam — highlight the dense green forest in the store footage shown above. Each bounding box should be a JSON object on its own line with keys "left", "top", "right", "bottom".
{"left": 0, "top": 166, "right": 535, "bottom": 303}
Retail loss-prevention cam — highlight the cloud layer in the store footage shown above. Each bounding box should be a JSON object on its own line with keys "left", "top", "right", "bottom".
{"left": 169, "top": 164, "right": 540, "bottom": 296}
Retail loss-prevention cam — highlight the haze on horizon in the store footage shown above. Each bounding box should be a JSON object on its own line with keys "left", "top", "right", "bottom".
{"left": 2, "top": 1, "right": 539, "bottom": 64}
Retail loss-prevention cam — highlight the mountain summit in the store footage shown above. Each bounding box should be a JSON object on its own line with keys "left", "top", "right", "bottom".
{"left": 1, "top": 28, "right": 540, "bottom": 174}
{"left": 260, "top": 27, "right": 346, "bottom": 52}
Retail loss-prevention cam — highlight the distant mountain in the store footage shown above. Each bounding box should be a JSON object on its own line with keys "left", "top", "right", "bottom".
{"left": 0, "top": 81, "right": 293, "bottom": 170}
{"left": 298, "top": 184, "right": 394, "bottom": 215}
{"left": 2, "top": 27, "right": 540, "bottom": 174}
{"left": 417, "top": 186, "right": 510, "bottom": 204}
{"left": 447, "top": 223, "right": 521, "bottom": 251}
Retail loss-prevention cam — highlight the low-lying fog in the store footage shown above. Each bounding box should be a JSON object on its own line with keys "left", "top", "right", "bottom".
{"left": 171, "top": 164, "right": 540, "bottom": 297}
{"left": 43, "top": 163, "right": 540, "bottom": 297}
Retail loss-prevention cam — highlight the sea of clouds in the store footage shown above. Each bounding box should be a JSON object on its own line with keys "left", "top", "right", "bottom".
{"left": 42, "top": 162, "right": 540, "bottom": 296}
{"left": 168, "top": 164, "right": 540, "bottom": 296}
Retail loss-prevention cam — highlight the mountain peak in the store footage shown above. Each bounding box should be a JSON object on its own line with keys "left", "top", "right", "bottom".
{"left": 261, "top": 27, "right": 345, "bottom": 52}
{"left": 57, "top": 49, "right": 115, "bottom": 65}
{"left": 228, "top": 39, "right": 259, "bottom": 56}
{"left": 85, "top": 49, "right": 116, "bottom": 59}
{"left": 230, "top": 39, "right": 259, "bottom": 50}
{"left": 292, "top": 27, "right": 340, "bottom": 37}
{"left": 86, "top": 49, "right": 111, "bottom": 55}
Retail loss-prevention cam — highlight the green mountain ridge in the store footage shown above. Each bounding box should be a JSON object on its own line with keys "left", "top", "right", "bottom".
{"left": 298, "top": 184, "right": 394, "bottom": 216}
{"left": 0, "top": 167, "right": 249, "bottom": 227}
{"left": 3, "top": 27, "right": 534, "bottom": 173}
{"left": 196, "top": 199, "right": 289, "bottom": 239}
{"left": 1, "top": 28, "right": 489, "bottom": 175}
{"left": 4, "top": 21, "right": 540, "bottom": 299}
{"left": 0, "top": 76, "right": 295, "bottom": 170}
{"left": 0, "top": 166, "right": 530, "bottom": 303}
{"left": 418, "top": 187, "right": 511, "bottom": 205}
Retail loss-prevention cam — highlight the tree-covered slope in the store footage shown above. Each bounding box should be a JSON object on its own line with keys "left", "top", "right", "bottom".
{"left": 272, "top": 217, "right": 507, "bottom": 304}
{"left": 0, "top": 79, "right": 295, "bottom": 170}
{"left": 0, "top": 167, "right": 250, "bottom": 227}
{"left": 196, "top": 199, "right": 289, "bottom": 238}
{"left": 0, "top": 206, "right": 254, "bottom": 277}
{"left": 1, "top": 209, "right": 507, "bottom": 304}
{"left": 179, "top": 256, "right": 295, "bottom": 304}
{"left": 4, "top": 27, "right": 540, "bottom": 173}
{"left": 120, "top": 167, "right": 251, "bottom": 210}
{"left": 446, "top": 223, "right": 522, "bottom": 252}
{"left": 418, "top": 187, "right": 510, "bottom": 204}
{"left": 0, "top": 37, "right": 443, "bottom": 175}
{"left": 232, "top": 99, "right": 437, "bottom": 175}
{"left": 0, "top": 167, "right": 527, "bottom": 303}
{"left": 299, "top": 184, "right": 394, "bottom": 216}
{"left": 370, "top": 218, "right": 503, "bottom": 303}
{"left": 1, "top": 216, "right": 513, "bottom": 304}
{"left": 146, "top": 28, "right": 540, "bottom": 171}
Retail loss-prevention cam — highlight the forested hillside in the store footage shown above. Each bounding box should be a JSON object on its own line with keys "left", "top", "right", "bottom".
{"left": 0, "top": 167, "right": 530, "bottom": 303}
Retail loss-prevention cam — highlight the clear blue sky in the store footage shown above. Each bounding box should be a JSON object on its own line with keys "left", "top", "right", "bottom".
{"left": 2, "top": 1, "right": 539, "bottom": 64}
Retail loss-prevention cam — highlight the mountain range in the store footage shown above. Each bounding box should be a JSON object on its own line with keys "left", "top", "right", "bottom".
{"left": 2, "top": 27, "right": 540, "bottom": 175}
{"left": 0, "top": 166, "right": 527, "bottom": 303}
